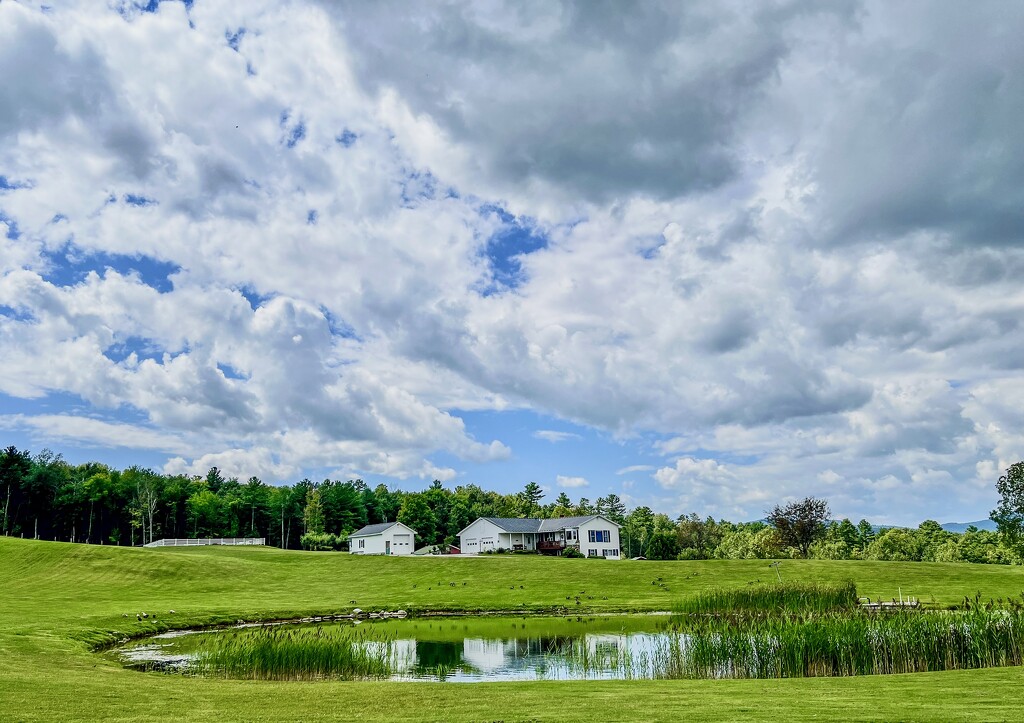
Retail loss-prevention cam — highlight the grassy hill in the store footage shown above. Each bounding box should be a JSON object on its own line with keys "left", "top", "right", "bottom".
{"left": 3, "top": 537, "right": 1024, "bottom": 721}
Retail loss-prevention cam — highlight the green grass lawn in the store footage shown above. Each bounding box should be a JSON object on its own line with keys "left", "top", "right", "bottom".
{"left": 2, "top": 536, "right": 1023, "bottom": 721}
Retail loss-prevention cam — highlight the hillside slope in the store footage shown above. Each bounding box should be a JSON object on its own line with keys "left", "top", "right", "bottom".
{"left": 3, "top": 537, "right": 1024, "bottom": 721}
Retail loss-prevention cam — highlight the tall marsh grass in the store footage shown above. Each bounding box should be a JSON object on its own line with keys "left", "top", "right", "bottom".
{"left": 193, "top": 625, "right": 395, "bottom": 681}
{"left": 673, "top": 580, "right": 859, "bottom": 616}
{"left": 672, "top": 607, "right": 1024, "bottom": 678}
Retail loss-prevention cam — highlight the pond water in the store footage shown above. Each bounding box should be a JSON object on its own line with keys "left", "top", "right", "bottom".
{"left": 113, "top": 615, "right": 678, "bottom": 682}
{"left": 111, "top": 607, "right": 1024, "bottom": 682}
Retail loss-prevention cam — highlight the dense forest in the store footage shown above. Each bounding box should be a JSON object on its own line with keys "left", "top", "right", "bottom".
{"left": 0, "top": 445, "right": 1017, "bottom": 564}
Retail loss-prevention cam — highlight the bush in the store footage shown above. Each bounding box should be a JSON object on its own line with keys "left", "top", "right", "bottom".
{"left": 561, "top": 547, "right": 585, "bottom": 559}
{"left": 714, "top": 528, "right": 783, "bottom": 559}
{"left": 300, "top": 532, "right": 345, "bottom": 551}
{"left": 865, "top": 528, "right": 922, "bottom": 562}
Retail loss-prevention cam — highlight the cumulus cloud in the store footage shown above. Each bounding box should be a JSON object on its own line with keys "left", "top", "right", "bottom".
{"left": 556, "top": 475, "right": 589, "bottom": 488}
{"left": 0, "top": 0, "right": 1020, "bottom": 520}
{"left": 325, "top": 0, "right": 853, "bottom": 207}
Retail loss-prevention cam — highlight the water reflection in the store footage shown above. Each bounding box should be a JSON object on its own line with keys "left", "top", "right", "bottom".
{"left": 115, "top": 615, "right": 674, "bottom": 682}
{"left": 391, "top": 631, "right": 658, "bottom": 682}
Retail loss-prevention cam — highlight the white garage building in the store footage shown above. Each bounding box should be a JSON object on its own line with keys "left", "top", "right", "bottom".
{"left": 458, "top": 516, "right": 621, "bottom": 558}
{"left": 349, "top": 521, "right": 417, "bottom": 555}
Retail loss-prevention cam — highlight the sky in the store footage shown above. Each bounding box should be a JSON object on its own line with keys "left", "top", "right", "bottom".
{"left": 1, "top": 0, "right": 1023, "bottom": 525}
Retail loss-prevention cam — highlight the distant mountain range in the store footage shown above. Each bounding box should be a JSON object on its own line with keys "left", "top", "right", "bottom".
{"left": 939, "top": 519, "right": 997, "bottom": 533}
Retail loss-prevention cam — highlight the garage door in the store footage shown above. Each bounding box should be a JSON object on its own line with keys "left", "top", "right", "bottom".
{"left": 393, "top": 533, "right": 412, "bottom": 549}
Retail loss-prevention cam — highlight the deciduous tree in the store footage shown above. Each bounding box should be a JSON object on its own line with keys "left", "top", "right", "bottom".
{"left": 992, "top": 462, "right": 1024, "bottom": 555}
{"left": 766, "top": 496, "right": 830, "bottom": 558}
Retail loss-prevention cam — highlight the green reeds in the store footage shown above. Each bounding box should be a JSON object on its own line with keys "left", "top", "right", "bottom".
{"left": 664, "top": 607, "right": 1024, "bottom": 679}
{"left": 193, "top": 625, "right": 395, "bottom": 681}
{"left": 673, "top": 580, "right": 859, "bottom": 616}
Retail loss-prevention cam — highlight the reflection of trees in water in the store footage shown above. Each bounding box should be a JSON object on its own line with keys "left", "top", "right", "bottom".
{"left": 510, "top": 636, "right": 573, "bottom": 657}
{"left": 414, "top": 641, "right": 463, "bottom": 671}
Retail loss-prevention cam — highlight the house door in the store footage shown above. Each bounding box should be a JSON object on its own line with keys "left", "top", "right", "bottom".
{"left": 385, "top": 540, "right": 391, "bottom": 555}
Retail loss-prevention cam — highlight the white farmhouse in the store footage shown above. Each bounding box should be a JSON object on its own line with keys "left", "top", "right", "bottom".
{"left": 458, "top": 516, "right": 621, "bottom": 558}
{"left": 349, "top": 521, "right": 417, "bottom": 555}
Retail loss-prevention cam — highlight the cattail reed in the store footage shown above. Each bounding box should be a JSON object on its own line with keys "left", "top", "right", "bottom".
{"left": 673, "top": 581, "right": 859, "bottom": 617}
{"left": 193, "top": 625, "right": 396, "bottom": 680}
{"left": 659, "top": 607, "right": 1024, "bottom": 679}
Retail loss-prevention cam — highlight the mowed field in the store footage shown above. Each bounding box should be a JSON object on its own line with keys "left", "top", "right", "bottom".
{"left": 2, "top": 537, "right": 1023, "bottom": 722}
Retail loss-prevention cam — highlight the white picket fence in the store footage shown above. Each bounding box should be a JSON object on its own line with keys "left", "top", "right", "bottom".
{"left": 143, "top": 537, "right": 265, "bottom": 548}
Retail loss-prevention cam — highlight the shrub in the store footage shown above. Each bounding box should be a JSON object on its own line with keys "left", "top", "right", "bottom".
{"left": 561, "top": 547, "right": 585, "bottom": 559}
{"left": 300, "top": 532, "right": 343, "bottom": 551}
{"left": 865, "top": 528, "right": 922, "bottom": 562}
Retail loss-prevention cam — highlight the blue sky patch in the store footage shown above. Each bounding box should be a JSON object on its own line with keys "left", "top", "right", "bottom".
{"left": 336, "top": 129, "right": 358, "bottom": 147}
{"left": 237, "top": 285, "right": 274, "bottom": 311}
{"left": 124, "top": 193, "right": 158, "bottom": 207}
{"left": 279, "top": 110, "right": 306, "bottom": 148}
{"left": 0, "top": 391, "right": 170, "bottom": 471}
{"left": 217, "top": 362, "right": 249, "bottom": 381}
{"left": 0, "top": 304, "right": 34, "bottom": 322}
{"left": 432, "top": 408, "right": 659, "bottom": 499}
{"left": 42, "top": 245, "right": 179, "bottom": 293}
{"left": 0, "top": 211, "right": 21, "bottom": 239}
{"left": 478, "top": 205, "right": 549, "bottom": 292}
{"left": 0, "top": 175, "right": 33, "bottom": 191}
{"left": 226, "top": 27, "right": 246, "bottom": 51}
{"left": 286, "top": 122, "right": 306, "bottom": 148}
{"left": 638, "top": 236, "right": 666, "bottom": 259}
{"left": 320, "top": 307, "right": 360, "bottom": 341}
{"left": 307, "top": 209, "right": 318, "bottom": 225}
{"left": 399, "top": 169, "right": 438, "bottom": 207}
{"left": 137, "top": 0, "right": 193, "bottom": 12}
{"left": 103, "top": 335, "right": 165, "bottom": 365}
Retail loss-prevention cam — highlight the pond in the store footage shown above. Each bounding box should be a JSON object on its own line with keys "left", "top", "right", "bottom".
{"left": 113, "top": 615, "right": 676, "bottom": 682}
{"left": 112, "top": 607, "right": 1024, "bottom": 682}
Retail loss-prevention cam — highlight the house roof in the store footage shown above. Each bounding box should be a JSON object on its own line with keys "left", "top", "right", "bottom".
{"left": 475, "top": 517, "right": 542, "bottom": 533}
{"left": 460, "top": 515, "right": 619, "bottom": 536}
{"left": 350, "top": 521, "right": 412, "bottom": 537}
{"left": 537, "top": 515, "right": 602, "bottom": 532}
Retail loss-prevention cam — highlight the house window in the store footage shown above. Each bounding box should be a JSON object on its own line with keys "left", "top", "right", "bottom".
{"left": 358, "top": 539, "right": 365, "bottom": 549}
{"left": 588, "top": 530, "right": 595, "bottom": 543}
{"left": 590, "top": 530, "right": 611, "bottom": 543}
{"left": 588, "top": 548, "right": 598, "bottom": 558}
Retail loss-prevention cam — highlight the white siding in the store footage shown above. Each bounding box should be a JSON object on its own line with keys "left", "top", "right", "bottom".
{"left": 350, "top": 523, "right": 417, "bottom": 555}
{"left": 578, "top": 517, "right": 622, "bottom": 559}
{"left": 458, "top": 519, "right": 507, "bottom": 554}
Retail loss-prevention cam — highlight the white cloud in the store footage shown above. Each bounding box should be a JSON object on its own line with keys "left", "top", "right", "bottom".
{"left": 0, "top": 414, "right": 190, "bottom": 455}
{"left": 534, "top": 430, "right": 581, "bottom": 443}
{"left": 0, "top": 0, "right": 1020, "bottom": 520}
{"left": 617, "top": 464, "right": 654, "bottom": 475}
{"left": 655, "top": 458, "right": 735, "bottom": 489}
{"left": 556, "top": 475, "right": 589, "bottom": 489}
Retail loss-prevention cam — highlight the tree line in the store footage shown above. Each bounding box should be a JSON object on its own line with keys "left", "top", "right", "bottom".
{"left": 2, "top": 446, "right": 1022, "bottom": 564}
